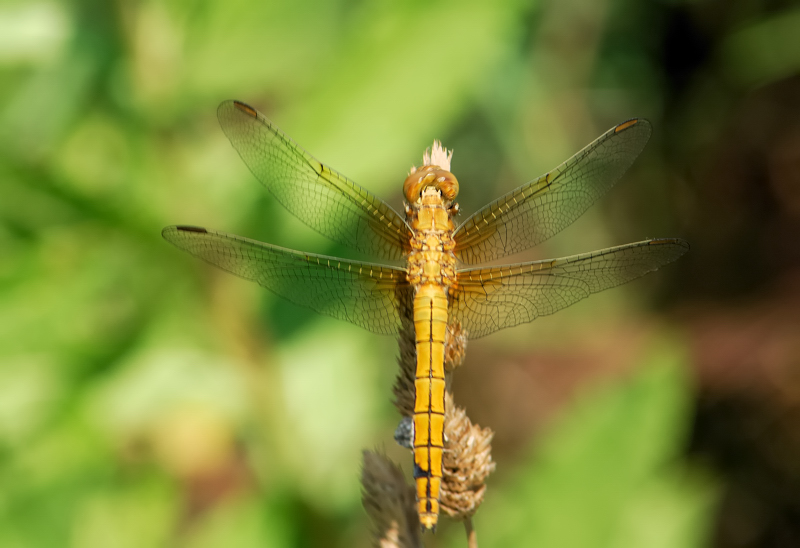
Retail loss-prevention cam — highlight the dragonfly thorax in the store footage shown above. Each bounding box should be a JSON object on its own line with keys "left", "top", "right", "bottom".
{"left": 407, "top": 191, "right": 457, "bottom": 288}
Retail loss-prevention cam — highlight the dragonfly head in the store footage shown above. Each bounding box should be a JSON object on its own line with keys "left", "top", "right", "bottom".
{"left": 404, "top": 166, "right": 459, "bottom": 203}
{"left": 404, "top": 140, "right": 459, "bottom": 204}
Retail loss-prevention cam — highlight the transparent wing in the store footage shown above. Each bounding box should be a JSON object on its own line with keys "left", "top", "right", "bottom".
{"left": 454, "top": 119, "right": 652, "bottom": 264}
{"left": 218, "top": 101, "right": 411, "bottom": 261}
{"left": 451, "top": 238, "right": 689, "bottom": 338}
{"left": 163, "top": 225, "right": 407, "bottom": 335}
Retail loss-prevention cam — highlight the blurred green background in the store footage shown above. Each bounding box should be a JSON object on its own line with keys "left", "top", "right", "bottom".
{"left": 2, "top": 0, "right": 800, "bottom": 546}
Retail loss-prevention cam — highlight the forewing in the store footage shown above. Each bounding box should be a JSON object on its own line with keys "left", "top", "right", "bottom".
{"left": 163, "top": 225, "right": 406, "bottom": 335}
{"left": 451, "top": 238, "right": 689, "bottom": 338}
{"left": 454, "top": 119, "right": 652, "bottom": 264}
{"left": 217, "top": 101, "right": 411, "bottom": 261}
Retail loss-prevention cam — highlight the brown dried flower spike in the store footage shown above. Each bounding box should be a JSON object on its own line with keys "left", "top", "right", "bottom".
{"left": 361, "top": 451, "right": 422, "bottom": 548}
{"left": 440, "top": 392, "right": 496, "bottom": 520}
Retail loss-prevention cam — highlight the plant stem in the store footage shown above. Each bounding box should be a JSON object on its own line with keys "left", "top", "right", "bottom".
{"left": 465, "top": 517, "right": 477, "bottom": 548}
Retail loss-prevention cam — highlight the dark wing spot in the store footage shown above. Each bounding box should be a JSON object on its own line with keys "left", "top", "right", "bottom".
{"left": 615, "top": 119, "right": 639, "bottom": 133}
{"left": 176, "top": 225, "right": 208, "bottom": 233}
{"left": 232, "top": 101, "right": 258, "bottom": 118}
{"left": 649, "top": 237, "right": 691, "bottom": 251}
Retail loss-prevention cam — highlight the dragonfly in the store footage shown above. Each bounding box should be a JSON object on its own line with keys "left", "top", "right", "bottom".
{"left": 163, "top": 101, "right": 689, "bottom": 531}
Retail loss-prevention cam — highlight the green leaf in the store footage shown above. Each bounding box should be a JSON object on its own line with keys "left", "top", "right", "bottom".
{"left": 476, "top": 344, "right": 717, "bottom": 548}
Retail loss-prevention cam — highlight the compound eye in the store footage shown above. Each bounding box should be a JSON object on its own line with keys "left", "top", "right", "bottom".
{"left": 403, "top": 167, "right": 459, "bottom": 202}
{"left": 437, "top": 172, "right": 459, "bottom": 200}
{"left": 403, "top": 167, "right": 436, "bottom": 202}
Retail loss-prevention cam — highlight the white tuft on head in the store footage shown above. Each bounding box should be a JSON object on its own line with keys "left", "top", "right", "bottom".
{"left": 408, "top": 141, "right": 453, "bottom": 175}
{"left": 423, "top": 140, "right": 453, "bottom": 171}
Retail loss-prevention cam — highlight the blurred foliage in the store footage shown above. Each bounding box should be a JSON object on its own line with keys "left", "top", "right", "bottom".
{"left": 2, "top": 0, "right": 800, "bottom": 546}
{"left": 475, "top": 348, "right": 715, "bottom": 548}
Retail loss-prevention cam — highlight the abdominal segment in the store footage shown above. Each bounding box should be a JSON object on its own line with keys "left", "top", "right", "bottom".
{"left": 413, "top": 283, "right": 447, "bottom": 530}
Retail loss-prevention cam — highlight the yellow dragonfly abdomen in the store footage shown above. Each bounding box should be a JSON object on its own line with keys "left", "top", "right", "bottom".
{"left": 412, "top": 283, "right": 448, "bottom": 530}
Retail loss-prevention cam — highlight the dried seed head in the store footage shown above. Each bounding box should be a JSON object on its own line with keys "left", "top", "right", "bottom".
{"left": 408, "top": 141, "right": 454, "bottom": 175}
{"left": 440, "top": 392, "right": 496, "bottom": 520}
{"left": 392, "top": 287, "right": 416, "bottom": 417}
{"left": 445, "top": 322, "right": 468, "bottom": 372}
{"left": 361, "top": 451, "right": 422, "bottom": 548}
{"left": 423, "top": 140, "right": 453, "bottom": 172}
